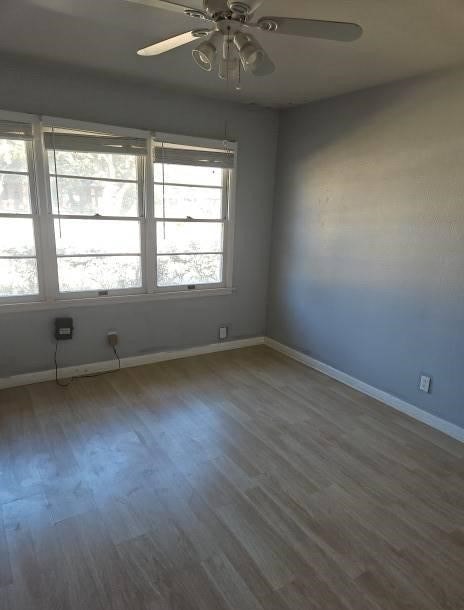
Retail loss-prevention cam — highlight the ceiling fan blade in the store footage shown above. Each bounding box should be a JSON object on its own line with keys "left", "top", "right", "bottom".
{"left": 257, "top": 17, "right": 363, "bottom": 42}
{"left": 248, "top": 50, "right": 275, "bottom": 77}
{"left": 247, "top": 0, "right": 264, "bottom": 15}
{"left": 126, "top": 0, "right": 206, "bottom": 17}
{"left": 137, "top": 30, "right": 209, "bottom": 56}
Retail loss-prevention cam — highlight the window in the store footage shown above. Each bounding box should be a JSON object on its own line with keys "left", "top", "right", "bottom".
{"left": 0, "top": 120, "right": 40, "bottom": 300}
{"left": 154, "top": 138, "right": 234, "bottom": 289}
{"left": 0, "top": 112, "right": 237, "bottom": 309}
{"left": 44, "top": 128, "right": 147, "bottom": 296}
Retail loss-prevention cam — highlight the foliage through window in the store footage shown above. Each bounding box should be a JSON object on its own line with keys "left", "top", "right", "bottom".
{"left": 0, "top": 113, "right": 236, "bottom": 307}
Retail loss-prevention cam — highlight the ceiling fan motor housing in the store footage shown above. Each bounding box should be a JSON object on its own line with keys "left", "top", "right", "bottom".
{"left": 228, "top": 2, "right": 249, "bottom": 14}
{"left": 226, "top": 1, "right": 263, "bottom": 15}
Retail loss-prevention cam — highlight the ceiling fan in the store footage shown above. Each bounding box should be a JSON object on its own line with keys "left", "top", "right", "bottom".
{"left": 128, "top": 0, "right": 362, "bottom": 85}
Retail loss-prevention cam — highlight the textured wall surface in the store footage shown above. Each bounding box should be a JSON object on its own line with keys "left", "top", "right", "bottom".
{"left": 0, "top": 55, "right": 278, "bottom": 377}
{"left": 268, "top": 66, "right": 464, "bottom": 428}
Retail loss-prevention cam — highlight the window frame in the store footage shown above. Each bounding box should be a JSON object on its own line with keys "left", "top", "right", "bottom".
{"left": 43, "top": 124, "right": 147, "bottom": 300}
{"left": 0, "top": 111, "right": 44, "bottom": 304}
{"left": 0, "top": 112, "right": 236, "bottom": 312}
{"left": 153, "top": 132, "right": 235, "bottom": 293}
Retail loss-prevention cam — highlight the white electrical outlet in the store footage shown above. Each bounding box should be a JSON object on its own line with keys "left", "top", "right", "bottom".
{"left": 107, "top": 331, "right": 118, "bottom": 347}
{"left": 219, "top": 326, "right": 228, "bottom": 340}
{"left": 419, "top": 375, "right": 431, "bottom": 393}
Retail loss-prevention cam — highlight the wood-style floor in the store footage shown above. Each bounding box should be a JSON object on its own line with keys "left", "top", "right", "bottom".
{"left": 1, "top": 345, "right": 464, "bottom": 610}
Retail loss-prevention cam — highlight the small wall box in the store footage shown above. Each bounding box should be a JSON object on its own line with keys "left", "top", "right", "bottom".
{"left": 54, "top": 317, "right": 74, "bottom": 341}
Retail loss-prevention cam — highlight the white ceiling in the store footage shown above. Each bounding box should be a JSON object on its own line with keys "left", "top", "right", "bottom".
{"left": 2, "top": 0, "right": 464, "bottom": 107}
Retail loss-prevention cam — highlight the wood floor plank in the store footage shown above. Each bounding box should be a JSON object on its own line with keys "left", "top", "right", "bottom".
{"left": 0, "top": 505, "right": 12, "bottom": 588}
{"left": 216, "top": 494, "right": 297, "bottom": 590}
{"left": 187, "top": 491, "right": 277, "bottom": 601}
{"left": 2, "top": 492, "right": 59, "bottom": 610}
{"left": 0, "top": 345, "right": 463, "bottom": 610}
{"left": 202, "top": 551, "right": 266, "bottom": 610}
{"left": 0, "top": 587, "right": 10, "bottom": 610}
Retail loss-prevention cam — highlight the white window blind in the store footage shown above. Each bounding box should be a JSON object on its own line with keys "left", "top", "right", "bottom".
{"left": 153, "top": 141, "right": 235, "bottom": 169}
{"left": 44, "top": 132, "right": 147, "bottom": 156}
{"left": 0, "top": 121, "right": 33, "bottom": 141}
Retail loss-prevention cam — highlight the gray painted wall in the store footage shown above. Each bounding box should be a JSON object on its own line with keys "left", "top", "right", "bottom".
{"left": 268, "top": 66, "right": 464, "bottom": 428}
{"left": 0, "top": 55, "right": 278, "bottom": 377}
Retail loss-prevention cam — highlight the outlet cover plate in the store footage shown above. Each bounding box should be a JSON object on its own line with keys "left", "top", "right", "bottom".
{"left": 419, "top": 375, "right": 431, "bottom": 393}
{"left": 107, "top": 331, "right": 119, "bottom": 347}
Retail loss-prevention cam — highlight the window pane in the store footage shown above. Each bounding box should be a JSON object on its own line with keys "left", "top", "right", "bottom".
{"left": 48, "top": 150, "right": 137, "bottom": 180}
{"left": 0, "top": 258, "right": 38, "bottom": 296}
{"left": 0, "top": 218, "right": 36, "bottom": 256}
{"left": 57, "top": 256, "right": 141, "bottom": 292}
{"left": 54, "top": 219, "right": 140, "bottom": 255}
{"left": 156, "top": 222, "right": 223, "bottom": 254}
{"left": 0, "top": 139, "right": 28, "bottom": 172}
{"left": 157, "top": 254, "right": 222, "bottom": 287}
{"left": 154, "top": 185, "right": 222, "bottom": 219}
{"left": 0, "top": 173, "right": 31, "bottom": 214}
{"left": 50, "top": 176, "right": 138, "bottom": 216}
{"left": 154, "top": 163, "right": 222, "bottom": 186}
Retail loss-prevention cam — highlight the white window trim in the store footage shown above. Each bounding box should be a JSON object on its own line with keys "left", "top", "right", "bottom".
{"left": 0, "top": 112, "right": 43, "bottom": 304}
{"left": 0, "top": 287, "right": 235, "bottom": 313}
{"left": 42, "top": 118, "right": 147, "bottom": 300}
{"left": 0, "top": 113, "right": 237, "bottom": 313}
{"left": 153, "top": 130, "right": 237, "bottom": 293}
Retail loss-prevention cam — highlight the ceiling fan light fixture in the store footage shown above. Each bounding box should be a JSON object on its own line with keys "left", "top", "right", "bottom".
{"left": 242, "top": 44, "right": 264, "bottom": 67}
{"left": 132, "top": 0, "right": 363, "bottom": 87}
{"left": 233, "top": 32, "right": 264, "bottom": 68}
{"left": 192, "top": 32, "right": 220, "bottom": 72}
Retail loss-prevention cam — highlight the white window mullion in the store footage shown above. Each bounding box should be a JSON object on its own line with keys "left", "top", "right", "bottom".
{"left": 137, "top": 155, "right": 148, "bottom": 293}
{"left": 144, "top": 138, "right": 156, "bottom": 293}
{"left": 223, "top": 167, "right": 236, "bottom": 289}
{"left": 25, "top": 139, "right": 45, "bottom": 302}
{"left": 32, "top": 117, "right": 60, "bottom": 301}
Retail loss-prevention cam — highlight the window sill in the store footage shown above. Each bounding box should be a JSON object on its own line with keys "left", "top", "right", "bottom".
{"left": 0, "top": 287, "right": 235, "bottom": 314}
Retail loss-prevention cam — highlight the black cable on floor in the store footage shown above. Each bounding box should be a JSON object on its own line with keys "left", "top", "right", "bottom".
{"left": 54, "top": 341, "right": 73, "bottom": 387}
{"left": 112, "top": 345, "right": 121, "bottom": 370}
{"left": 55, "top": 341, "right": 121, "bottom": 387}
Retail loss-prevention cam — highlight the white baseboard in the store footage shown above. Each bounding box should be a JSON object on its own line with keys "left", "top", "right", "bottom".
{"left": 0, "top": 337, "right": 265, "bottom": 391}
{"left": 3, "top": 334, "right": 463, "bottom": 445}
{"left": 264, "top": 337, "right": 464, "bottom": 444}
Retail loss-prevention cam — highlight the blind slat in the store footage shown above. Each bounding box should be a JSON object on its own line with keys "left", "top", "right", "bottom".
{"left": 154, "top": 142, "right": 235, "bottom": 169}
{"left": 0, "top": 121, "right": 33, "bottom": 141}
{"left": 44, "top": 133, "right": 147, "bottom": 156}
